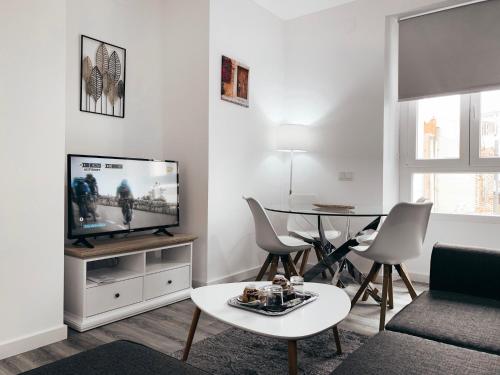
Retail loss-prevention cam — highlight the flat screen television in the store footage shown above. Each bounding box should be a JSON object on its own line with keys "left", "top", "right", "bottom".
{"left": 67, "top": 154, "right": 179, "bottom": 247}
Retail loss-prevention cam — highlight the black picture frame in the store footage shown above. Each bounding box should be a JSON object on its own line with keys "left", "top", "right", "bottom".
{"left": 80, "top": 35, "right": 126, "bottom": 118}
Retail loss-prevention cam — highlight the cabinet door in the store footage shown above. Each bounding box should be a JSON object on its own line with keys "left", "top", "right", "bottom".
{"left": 144, "top": 266, "right": 190, "bottom": 300}
{"left": 86, "top": 277, "right": 143, "bottom": 317}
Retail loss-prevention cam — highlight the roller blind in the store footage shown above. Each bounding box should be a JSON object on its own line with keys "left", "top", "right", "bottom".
{"left": 399, "top": 0, "right": 500, "bottom": 101}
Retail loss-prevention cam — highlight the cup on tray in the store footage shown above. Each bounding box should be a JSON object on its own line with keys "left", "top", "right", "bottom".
{"left": 261, "top": 285, "right": 284, "bottom": 311}
{"left": 290, "top": 276, "right": 304, "bottom": 297}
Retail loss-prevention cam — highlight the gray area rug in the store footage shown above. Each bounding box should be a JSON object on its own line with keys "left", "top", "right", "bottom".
{"left": 173, "top": 328, "right": 368, "bottom": 375}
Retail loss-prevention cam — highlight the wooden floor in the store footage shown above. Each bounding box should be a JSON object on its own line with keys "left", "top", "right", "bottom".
{"left": 0, "top": 273, "right": 426, "bottom": 375}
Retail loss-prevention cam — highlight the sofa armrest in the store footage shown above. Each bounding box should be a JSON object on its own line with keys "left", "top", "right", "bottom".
{"left": 430, "top": 243, "right": 500, "bottom": 301}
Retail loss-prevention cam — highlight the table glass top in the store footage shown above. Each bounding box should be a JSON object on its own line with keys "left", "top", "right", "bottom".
{"left": 265, "top": 203, "right": 389, "bottom": 217}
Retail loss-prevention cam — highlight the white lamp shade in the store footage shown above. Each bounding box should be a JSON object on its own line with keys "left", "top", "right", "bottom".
{"left": 276, "top": 124, "right": 309, "bottom": 152}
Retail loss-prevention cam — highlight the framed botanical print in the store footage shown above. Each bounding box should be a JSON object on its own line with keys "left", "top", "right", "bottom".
{"left": 80, "top": 35, "right": 126, "bottom": 118}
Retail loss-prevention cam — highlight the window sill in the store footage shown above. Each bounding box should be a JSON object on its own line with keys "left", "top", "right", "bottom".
{"left": 431, "top": 212, "right": 500, "bottom": 224}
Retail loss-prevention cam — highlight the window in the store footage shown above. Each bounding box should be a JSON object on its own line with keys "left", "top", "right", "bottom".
{"left": 412, "top": 173, "right": 500, "bottom": 215}
{"left": 479, "top": 91, "right": 500, "bottom": 158}
{"left": 401, "top": 90, "right": 500, "bottom": 216}
{"left": 416, "top": 95, "right": 460, "bottom": 160}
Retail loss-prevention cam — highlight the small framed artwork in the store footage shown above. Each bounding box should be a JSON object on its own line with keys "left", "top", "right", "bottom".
{"left": 221, "top": 55, "right": 249, "bottom": 107}
{"left": 80, "top": 35, "right": 126, "bottom": 118}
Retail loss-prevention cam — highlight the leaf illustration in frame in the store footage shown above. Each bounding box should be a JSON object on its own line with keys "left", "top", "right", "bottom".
{"left": 117, "top": 80, "right": 125, "bottom": 116}
{"left": 108, "top": 82, "right": 117, "bottom": 115}
{"left": 85, "top": 78, "right": 92, "bottom": 96}
{"left": 85, "top": 78, "right": 92, "bottom": 111}
{"left": 108, "top": 51, "right": 121, "bottom": 83}
{"left": 96, "top": 44, "right": 109, "bottom": 75}
{"left": 82, "top": 56, "right": 92, "bottom": 81}
{"left": 103, "top": 72, "right": 112, "bottom": 114}
{"left": 89, "top": 66, "right": 103, "bottom": 112}
{"left": 82, "top": 56, "right": 92, "bottom": 111}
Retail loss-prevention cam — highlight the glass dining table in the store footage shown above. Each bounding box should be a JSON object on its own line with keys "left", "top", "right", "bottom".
{"left": 265, "top": 204, "right": 389, "bottom": 302}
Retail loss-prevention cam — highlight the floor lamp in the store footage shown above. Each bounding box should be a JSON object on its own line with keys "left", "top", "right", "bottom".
{"left": 276, "top": 124, "right": 308, "bottom": 196}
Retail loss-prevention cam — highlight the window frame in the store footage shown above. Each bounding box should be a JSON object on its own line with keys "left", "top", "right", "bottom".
{"left": 469, "top": 92, "right": 500, "bottom": 167}
{"left": 399, "top": 90, "right": 500, "bottom": 219}
{"left": 402, "top": 95, "right": 470, "bottom": 169}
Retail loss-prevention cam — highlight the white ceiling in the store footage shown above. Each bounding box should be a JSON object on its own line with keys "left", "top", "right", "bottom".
{"left": 253, "top": 0, "right": 356, "bottom": 20}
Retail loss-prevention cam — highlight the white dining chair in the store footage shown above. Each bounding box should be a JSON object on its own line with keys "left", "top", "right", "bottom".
{"left": 349, "top": 201, "right": 433, "bottom": 331}
{"left": 287, "top": 193, "right": 341, "bottom": 274}
{"left": 244, "top": 196, "right": 312, "bottom": 280}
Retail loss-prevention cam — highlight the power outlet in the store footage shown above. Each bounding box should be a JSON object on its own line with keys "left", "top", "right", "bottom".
{"left": 338, "top": 171, "right": 354, "bottom": 181}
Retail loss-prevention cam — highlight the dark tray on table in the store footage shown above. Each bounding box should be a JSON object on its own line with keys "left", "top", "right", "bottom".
{"left": 227, "top": 291, "right": 318, "bottom": 316}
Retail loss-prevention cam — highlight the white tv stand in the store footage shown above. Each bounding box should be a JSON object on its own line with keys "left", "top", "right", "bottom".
{"left": 64, "top": 233, "right": 196, "bottom": 332}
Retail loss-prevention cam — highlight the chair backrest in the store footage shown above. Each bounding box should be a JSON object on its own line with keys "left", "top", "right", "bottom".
{"left": 365, "top": 202, "right": 433, "bottom": 264}
{"left": 243, "top": 196, "right": 283, "bottom": 251}
{"left": 287, "top": 193, "right": 318, "bottom": 232}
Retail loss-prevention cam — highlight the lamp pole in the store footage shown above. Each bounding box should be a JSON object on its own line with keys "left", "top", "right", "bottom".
{"left": 289, "top": 150, "right": 294, "bottom": 196}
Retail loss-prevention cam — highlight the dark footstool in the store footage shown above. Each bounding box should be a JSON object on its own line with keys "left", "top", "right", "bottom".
{"left": 22, "top": 340, "right": 208, "bottom": 375}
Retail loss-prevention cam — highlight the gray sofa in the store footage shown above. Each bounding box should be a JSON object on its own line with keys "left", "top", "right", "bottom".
{"left": 332, "top": 243, "right": 500, "bottom": 374}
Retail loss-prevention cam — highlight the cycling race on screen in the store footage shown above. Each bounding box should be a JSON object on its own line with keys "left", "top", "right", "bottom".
{"left": 69, "top": 157, "right": 178, "bottom": 236}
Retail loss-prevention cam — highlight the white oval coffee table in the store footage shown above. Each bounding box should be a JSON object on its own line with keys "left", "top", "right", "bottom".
{"left": 182, "top": 282, "right": 350, "bottom": 375}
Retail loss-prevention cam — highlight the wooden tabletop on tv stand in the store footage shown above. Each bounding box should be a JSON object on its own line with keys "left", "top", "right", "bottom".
{"left": 64, "top": 233, "right": 198, "bottom": 259}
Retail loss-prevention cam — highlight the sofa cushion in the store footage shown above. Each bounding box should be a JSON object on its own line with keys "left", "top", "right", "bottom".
{"left": 331, "top": 331, "right": 500, "bottom": 375}
{"left": 430, "top": 243, "right": 500, "bottom": 301}
{"left": 386, "top": 290, "right": 500, "bottom": 355}
{"left": 22, "top": 340, "right": 208, "bottom": 375}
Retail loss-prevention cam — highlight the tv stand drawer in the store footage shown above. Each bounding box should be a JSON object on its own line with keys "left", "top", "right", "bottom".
{"left": 86, "top": 277, "right": 143, "bottom": 317}
{"left": 144, "top": 266, "right": 190, "bottom": 300}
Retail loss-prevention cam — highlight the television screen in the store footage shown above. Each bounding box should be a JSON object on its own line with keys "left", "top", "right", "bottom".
{"left": 68, "top": 155, "right": 179, "bottom": 238}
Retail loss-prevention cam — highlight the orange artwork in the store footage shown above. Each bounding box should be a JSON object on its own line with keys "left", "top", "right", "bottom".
{"left": 221, "top": 55, "right": 249, "bottom": 107}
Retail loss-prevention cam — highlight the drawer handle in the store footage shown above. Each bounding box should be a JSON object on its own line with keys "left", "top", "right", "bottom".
{"left": 167, "top": 280, "right": 172, "bottom": 285}
{"left": 114, "top": 293, "right": 120, "bottom": 298}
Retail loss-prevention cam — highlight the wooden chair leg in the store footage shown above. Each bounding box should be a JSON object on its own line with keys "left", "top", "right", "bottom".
{"left": 255, "top": 253, "right": 273, "bottom": 281}
{"left": 293, "top": 251, "right": 303, "bottom": 265}
{"left": 388, "top": 266, "right": 394, "bottom": 309}
{"left": 379, "top": 264, "right": 390, "bottom": 331}
{"left": 394, "top": 263, "right": 417, "bottom": 299}
{"left": 332, "top": 325, "right": 342, "bottom": 354}
{"left": 287, "top": 255, "right": 299, "bottom": 276}
{"left": 299, "top": 249, "right": 310, "bottom": 276}
{"left": 281, "top": 255, "right": 291, "bottom": 279}
{"left": 351, "top": 262, "right": 382, "bottom": 307}
{"left": 268, "top": 256, "right": 279, "bottom": 281}
{"left": 361, "top": 267, "right": 380, "bottom": 301}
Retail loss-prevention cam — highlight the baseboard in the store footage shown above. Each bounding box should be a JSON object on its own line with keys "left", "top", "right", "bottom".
{"left": 0, "top": 324, "right": 67, "bottom": 360}
{"left": 192, "top": 279, "right": 206, "bottom": 288}
{"left": 201, "top": 265, "right": 262, "bottom": 287}
{"left": 408, "top": 271, "right": 429, "bottom": 284}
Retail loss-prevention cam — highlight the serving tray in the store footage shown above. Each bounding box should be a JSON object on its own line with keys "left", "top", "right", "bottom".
{"left": 227, "top": 291, "right": 318, "bottom": 316}
{"left": 313, "top": 203, "right": 355, "bottom": 210}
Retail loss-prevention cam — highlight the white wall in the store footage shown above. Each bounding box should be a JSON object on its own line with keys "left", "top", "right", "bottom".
{"left": 66, "top": 0, "right": 212, "bottom": 284}
{"left": 65, "top": 0, "right": 166, "bottom": 158}
{"left": 207, "top": 0, "right": 287, "bottom": 283}
{"left": 284, "top": 0, "right": 449, "bottom": 207}
{"left": 0, "top": 0, "right": 67, "bottom": 359}
{"left": 163, "top": 0, "right": 210, "bottom": 285}
{"left": 283, "top": 0, "right": 450, "bottom": 274}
